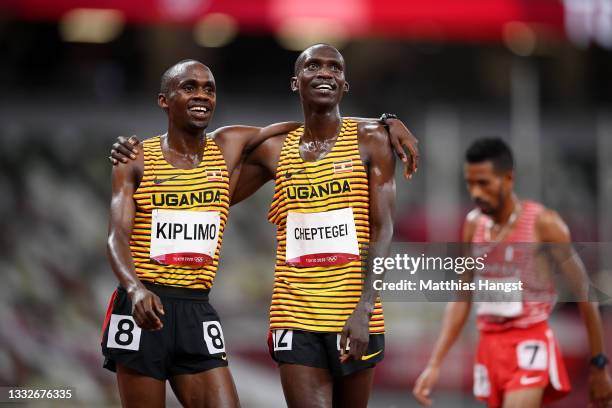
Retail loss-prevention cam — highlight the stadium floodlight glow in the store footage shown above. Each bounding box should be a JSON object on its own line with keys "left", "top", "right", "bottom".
{"left": 503, "top": 22, "right": 537, "bottom": 57}
{"left": 193, "top": 13, "right": 238, "bottom": 48}
{"left": 60, "top": 8, "right": 125, "bottom": 44}
{"left": 276, "top": 18, "right": 349, "bottom": 51}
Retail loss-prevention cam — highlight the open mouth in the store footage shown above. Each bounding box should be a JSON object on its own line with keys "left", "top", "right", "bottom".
{"left": 189, "top": 106, "right": 209, "bottom": 113}
{"left": 312, "top": 83, "right": 335, "bottom": 93}
{"left": 188, "top": 106, "right": 210, "bottom": 119}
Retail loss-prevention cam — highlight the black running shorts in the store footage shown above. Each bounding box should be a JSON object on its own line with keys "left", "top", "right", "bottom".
{"left": 268, "top": 329, "right": 384, "bottom": 377}
{"left": 101, "top": 283, "right": 228, "bottom": 380}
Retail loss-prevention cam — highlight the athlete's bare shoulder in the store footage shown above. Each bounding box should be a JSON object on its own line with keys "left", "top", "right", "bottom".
{"left": 355, "top": 119, "right": 388, "bottom": 141}
{"left": 355, "top": 119, "right": 390, "bottom": 162}
{"left": 462, "top": 209, "right": 482, "bottom": 242}
{"left": 535, "top": 207, "right": 570, "bottom": 243}
{"left": 112, "top": 140, "right": 144, "bottom": 188}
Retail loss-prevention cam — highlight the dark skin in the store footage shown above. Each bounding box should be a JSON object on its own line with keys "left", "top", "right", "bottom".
{"left": 237, "top": 44, "right": 396, "bottom": 408}
{"left": 111, "top": 48, "right": 404, "bottom": 407}
{"left": 413, "top": 161, "right": 612, "bottom": 408}
{"left": 111, "top": 114, "right": 417, "bottom": 202}
{"left": 108, "top": 60, "right": 307, "bottom": 408}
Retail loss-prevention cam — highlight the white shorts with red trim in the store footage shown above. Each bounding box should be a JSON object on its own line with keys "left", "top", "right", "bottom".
{"left": 474, "top": 321, "right": 571, "bottom": 407}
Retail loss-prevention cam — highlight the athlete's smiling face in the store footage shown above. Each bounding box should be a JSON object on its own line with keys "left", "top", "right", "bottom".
{"left": 159, "top": 62, "right": 216, "bottom": 131}
{"left": 464, "top": 161, "right": 512, "bottom": 215}
{"left": 291, "top": 45, "right": 349, "bottom": 108}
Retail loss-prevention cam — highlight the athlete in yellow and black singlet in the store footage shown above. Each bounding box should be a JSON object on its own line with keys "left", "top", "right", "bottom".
{"left": 107, "top": 53, "right": 415, "bottom": 407}
{"left": 269, "top": 119, "right": 384, "bottom": 334}
{"left": 265, "top": 118, "right": 388, "bottom": 381}
{"left": 102, "top": 60, "right": 313, "bottom": 407}
{"left": 101, "top": 133, "right": 234, "bottom": 384}
{"left": 130, "top": 135, "right": 229, "bottom": 289}
{"left": 102, "top": 135, "right": 233, "bottom": 405}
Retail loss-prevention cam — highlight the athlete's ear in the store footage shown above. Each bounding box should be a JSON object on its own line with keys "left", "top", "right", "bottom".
{"left": 158, "top": 93, "right": 168, "bottom": 110}
{"left": 343, "top": 81, "right": 350, "bottom": 93}
{"left": 290, "top": 77, "right": 298, "bottom": 92}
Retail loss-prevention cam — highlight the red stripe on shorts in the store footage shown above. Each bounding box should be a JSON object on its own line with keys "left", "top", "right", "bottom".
{"left": 100, "top": 290, "right": 118, "bottom": 341}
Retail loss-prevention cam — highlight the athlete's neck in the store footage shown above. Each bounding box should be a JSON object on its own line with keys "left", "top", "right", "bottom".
{"left": 302, "top": 108, "right": 342, "bottom": 143}
{"left": 164, "top": 122, "right": 207, "bottom": 166}
{"left": 492, "top": 194, "right": 520, "bottom": 225}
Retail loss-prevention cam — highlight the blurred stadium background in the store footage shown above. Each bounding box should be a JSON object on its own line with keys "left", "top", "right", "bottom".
{"left": 1, "top": 0, "right": 611, "bottom": 406}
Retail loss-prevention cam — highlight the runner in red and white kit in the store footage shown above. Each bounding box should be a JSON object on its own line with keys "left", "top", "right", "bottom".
{"left": 413, "top": 138, "right": 612, "bottom": 408}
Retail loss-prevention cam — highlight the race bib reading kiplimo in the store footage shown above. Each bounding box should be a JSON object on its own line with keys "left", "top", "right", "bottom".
{"left": 286, "top": 207, "right": 360, "bottom": 267}
{"left": 150, "top": 209, "right": 220, "bottom": 267}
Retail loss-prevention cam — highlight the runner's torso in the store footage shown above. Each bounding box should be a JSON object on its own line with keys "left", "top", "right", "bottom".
{"left": 472, "top": 200, "right": 556, "bottom": 331}
{"left": 130, "top": 136, "right": 230, "bottom": 289}
{"left": 268, "top": 119, "right": 384, "bottom": 333}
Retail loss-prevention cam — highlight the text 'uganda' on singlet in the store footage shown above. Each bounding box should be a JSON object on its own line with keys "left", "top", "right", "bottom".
{"left": 471, "top": 200, "right": 556, "bottom": 332}
{"left": 130, "top": 136, "right": 229, "bottom": 289}
{"left": 268, "top": 119, "right": 384, "bottom": 333}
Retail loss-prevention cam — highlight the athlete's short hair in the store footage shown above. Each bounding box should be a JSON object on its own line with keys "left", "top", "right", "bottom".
{"left": 160, "top": 59, "right": 203, "bottom": 94}
{"left": 465, "top": 138, "right": 514, "bottom": 173}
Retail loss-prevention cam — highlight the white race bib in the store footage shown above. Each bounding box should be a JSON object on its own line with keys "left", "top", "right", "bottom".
{"left": 474, "top": 276, "right": 523, "bottom": 317}
{"left": 285, "top": 208, "right": 360, "bottom": 267}
{"left": 150, "top": 209, "right": 220, "bottom": 267}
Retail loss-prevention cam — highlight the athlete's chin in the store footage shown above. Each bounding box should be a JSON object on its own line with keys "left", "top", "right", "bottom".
{"left": 307, "top": 96, "right": 342, "bottom": 109}
{"left": 187, "top": 119, "right": 210, "bottom": 130}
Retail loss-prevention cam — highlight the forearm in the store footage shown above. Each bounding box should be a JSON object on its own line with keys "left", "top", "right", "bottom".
{"left": 107, "top": 229, "right": 143, "bottom": 293}
{"left": 358, "top": 220, "right": 394, "bottom": 314}
{"left": 427, "top": 301, "right": 471, "bottom": 367}
{"left": 246, "top": 121, "right": 301, "bottom": 152}
{"left": 107, "top": 163, "right": 143, "bottom": 294}
{"left": 553, "top": 247, "right": 606, "bottom": 356}
{"left": 578, "top": 301, "right": 606, "bottom": 357}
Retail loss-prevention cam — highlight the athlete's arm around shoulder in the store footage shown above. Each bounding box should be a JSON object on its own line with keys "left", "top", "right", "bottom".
{"left": 109, "top": 121, "right": 300, "bottom": 165}
{"left": 412, "top": 213, "right": 476, "bottom": 406}
{"left": 212, "top": 122, "right": 300, "bottom": 158}
{"left": 350, "top": 117, "right": 419, "bottom": 178}
{"left": 228, "top": 131, "right": 289, "bottom": 206}
{"left": 107, "top": 145, "right": 164, "bottom": 331}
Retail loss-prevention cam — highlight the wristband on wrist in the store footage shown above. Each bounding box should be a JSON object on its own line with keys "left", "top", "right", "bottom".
{"left": 379, "top": 113, "right": 398, "bottom": 126}
{"left": 590, "top": 353, "right": 609, "bottom": 369}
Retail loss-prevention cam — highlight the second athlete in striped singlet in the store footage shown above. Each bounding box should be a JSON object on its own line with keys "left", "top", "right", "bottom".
{"left": 234, "top": 44, "right": 399, "bottom": 408}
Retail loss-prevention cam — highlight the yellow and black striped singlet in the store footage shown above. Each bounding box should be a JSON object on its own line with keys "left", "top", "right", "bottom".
{"left": 130, "top": 136, "right": 229, "bottom": 289}
{"left": 268, "top": 119, "right": 384, "bottom": 333}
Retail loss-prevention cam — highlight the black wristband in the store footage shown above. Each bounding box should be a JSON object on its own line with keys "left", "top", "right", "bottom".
{"left": 379, "top": 113, "right": 398, "bottom": 126}
{"left": 590, "top": 353, "right": 609, "bottom": 369}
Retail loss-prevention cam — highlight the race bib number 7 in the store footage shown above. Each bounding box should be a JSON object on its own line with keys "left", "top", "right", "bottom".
{"left": 150, "top": 209, "right": 220, "bottom": 267}
{"left": 286, "top": 207, "right": 360, "bottom": 267}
